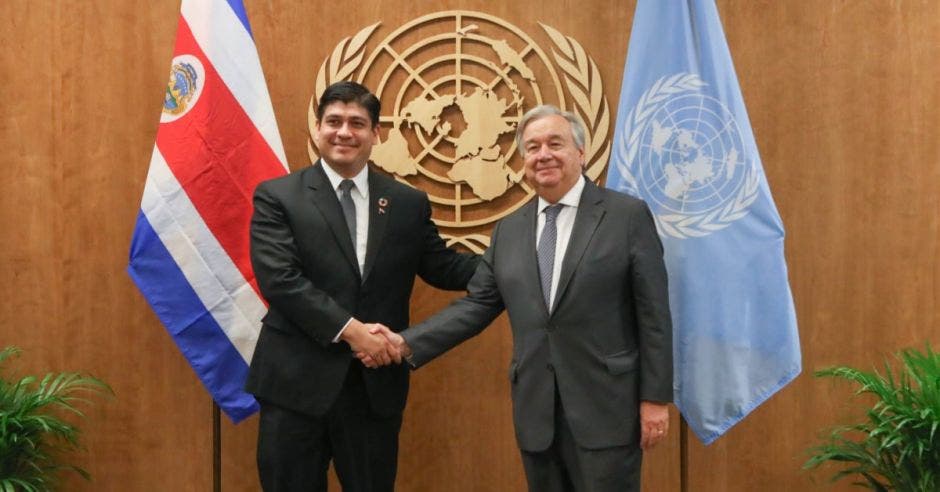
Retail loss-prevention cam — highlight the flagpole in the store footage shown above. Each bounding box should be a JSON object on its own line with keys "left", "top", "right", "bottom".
{"left": 213, "top": 402, "right": 221, "bottom": 492}
{"left": 679, "top": 417, "right": 689, "bottom": 492}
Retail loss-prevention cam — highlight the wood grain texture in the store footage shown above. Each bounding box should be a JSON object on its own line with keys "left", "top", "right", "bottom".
{"left": 1, "top": 0, "right": 937, "bottom": 490}
{"left": 688, "top": 1, "right": 940, "bottom": 490}
{"left": 1, "top": 1, "right": 214, "bottom": 490}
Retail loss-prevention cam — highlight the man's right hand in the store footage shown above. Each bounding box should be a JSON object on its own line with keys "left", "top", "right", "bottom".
{"left": 356, "top": 324, "right": 411, "bottom": 368}
{"left": 340, "top": 319, "right": 401, "bottom": 366}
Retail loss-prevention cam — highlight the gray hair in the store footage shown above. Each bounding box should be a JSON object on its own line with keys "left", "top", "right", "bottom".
{"left": 514, "top": 105, "right": 587, "bottom": 156}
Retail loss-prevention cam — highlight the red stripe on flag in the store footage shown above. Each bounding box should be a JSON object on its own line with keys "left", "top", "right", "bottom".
{"left": 156, "top": 17, "right": 286, "bottom": 297}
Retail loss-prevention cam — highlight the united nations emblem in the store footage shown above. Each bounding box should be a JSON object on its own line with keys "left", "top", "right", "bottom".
{"left": 615, "top": 73, "right": 759, "bottom": 239}
{"left": 309, "top": 11, "right": 610, "bottom": 252}
{"left": 162, "top": 55, "right": 205, "bottom": 123}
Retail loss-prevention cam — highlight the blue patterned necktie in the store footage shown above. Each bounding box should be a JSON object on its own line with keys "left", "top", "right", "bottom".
{"left": 537, "top": 204, "right": 563, "bottom": 310}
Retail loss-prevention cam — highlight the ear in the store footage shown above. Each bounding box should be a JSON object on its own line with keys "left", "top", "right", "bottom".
{"left": 312, "top": 120, "right": 322, "bottom": 146}
{"left": 370, "top": 124, "right": 380, "bottom": 144}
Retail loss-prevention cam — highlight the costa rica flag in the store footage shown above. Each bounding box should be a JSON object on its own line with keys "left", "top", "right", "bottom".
{"left": 128, "top": 0, "right": 288, "bottom": 422}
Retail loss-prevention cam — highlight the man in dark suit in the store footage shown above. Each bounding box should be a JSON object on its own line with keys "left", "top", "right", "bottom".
{"left": 246, "top": 81, "right": 479, "bottom": 492}
{"left": 365, "top": 105, "right": 673, "bottom": 491}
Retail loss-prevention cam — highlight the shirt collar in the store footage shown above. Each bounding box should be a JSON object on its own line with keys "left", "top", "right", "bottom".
{"left": 537, "top": 175, "right": 585, "bottom": 214}
{"left": 320, "top": 160, "right": 369, "bottom": 196}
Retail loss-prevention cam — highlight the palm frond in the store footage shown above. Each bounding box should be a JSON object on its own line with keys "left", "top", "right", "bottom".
{"left": 804, "top": 344, "right": 940, "bottom": 491}
{"left": 0, "top": 346, "right": 112, "bottom": 489}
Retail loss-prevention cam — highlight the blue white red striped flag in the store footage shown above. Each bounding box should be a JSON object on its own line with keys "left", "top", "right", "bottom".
{"left": 128, "top": 0, "right": 288, "bottom": 423}
{"left": 608, "top": 0, "right": 801, "bottom": 444}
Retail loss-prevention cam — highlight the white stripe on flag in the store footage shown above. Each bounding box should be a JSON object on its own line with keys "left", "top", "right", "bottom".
{"left": 141, "top": 146, "right": 267, "bottom": 364}
{"left": 182, "top": 0, "right": 288, "bottom": 170}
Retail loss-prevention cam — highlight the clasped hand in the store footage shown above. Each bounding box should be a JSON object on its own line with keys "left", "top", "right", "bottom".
{"left": 340, "top": 319, "right": 407, "bottom": 368}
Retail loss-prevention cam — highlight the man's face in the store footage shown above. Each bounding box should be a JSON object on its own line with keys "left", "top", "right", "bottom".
{"left": 522, "top": 115, "right": 585, "bottom": 200}
{"left": 314, "top": 102, "right": 379, "bottom": 175}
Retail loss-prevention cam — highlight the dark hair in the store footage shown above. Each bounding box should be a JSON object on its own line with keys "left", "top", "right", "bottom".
{"left": 316, "top": 81, "right": 381, "bottom": 128}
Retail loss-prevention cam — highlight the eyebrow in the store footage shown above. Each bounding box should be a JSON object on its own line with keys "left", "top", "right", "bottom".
{"left": 324, "top": 115, "right": 369, "bottom": 123}
{"left": 525, "top": 134, "right": 566, "bottom": 145}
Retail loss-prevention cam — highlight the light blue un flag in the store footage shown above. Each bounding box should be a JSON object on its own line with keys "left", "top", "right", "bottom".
{"left": 608, "top": 0, "right": 801, "bottom": 444}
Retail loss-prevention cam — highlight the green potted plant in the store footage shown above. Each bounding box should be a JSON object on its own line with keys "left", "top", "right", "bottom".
{"left": 804, "top": 344, "right": 939, "bottom": 491}
{"left": 0, "top": 346, "right": 112, "bottom": 491}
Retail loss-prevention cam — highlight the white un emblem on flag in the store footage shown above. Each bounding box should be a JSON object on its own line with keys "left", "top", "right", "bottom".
{"left": 617, "top": 73, "right": 760, "bottom": 239}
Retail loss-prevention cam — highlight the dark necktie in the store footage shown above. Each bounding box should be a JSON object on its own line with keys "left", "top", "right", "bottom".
{"left": 338, "top": 179, "right": 357, "bottom": 250}
{"left": 537, "top": 204, "right": 563, "bottom": 310}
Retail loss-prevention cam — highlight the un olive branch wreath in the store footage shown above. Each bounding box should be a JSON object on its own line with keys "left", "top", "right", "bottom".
{"left": 307, "top": 22, "right": 381, "bottom": 162}
{"left": 540, "top": 23, "right": 610, "bottom": 183}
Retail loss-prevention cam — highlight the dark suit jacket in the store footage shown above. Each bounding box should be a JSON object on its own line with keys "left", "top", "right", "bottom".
{"left": 245, "top": 161, "right": 478, "bottom": 417}
{"left": 402, "top": 179, "right": 673, "bottom": 451}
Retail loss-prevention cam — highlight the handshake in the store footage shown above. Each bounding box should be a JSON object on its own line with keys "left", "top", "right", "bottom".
{"left": 340, "top": 319, "right": 412, "bottom": 368}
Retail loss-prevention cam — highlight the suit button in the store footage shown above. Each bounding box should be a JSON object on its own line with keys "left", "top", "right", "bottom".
{"left": 546, "top": 363, "right": 555, "bottom": 372}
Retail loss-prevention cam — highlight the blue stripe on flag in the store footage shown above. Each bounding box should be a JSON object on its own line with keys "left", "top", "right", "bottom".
{"left": 224, "top": 0, "right": 253, "bottom": 38}
{"left": 128, "top": 210, "right": 259, "bottom": 422}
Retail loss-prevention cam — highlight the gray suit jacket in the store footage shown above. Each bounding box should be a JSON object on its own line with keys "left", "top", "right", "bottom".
{"left": 402, "top": 179, "right": 673, "bottom": 451}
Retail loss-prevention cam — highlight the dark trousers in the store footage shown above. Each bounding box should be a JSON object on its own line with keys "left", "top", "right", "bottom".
{"left": 257, "top": 364, "right": 403, "bottom": 492}
{"left": 520, "top": 384, "right": 641, "bottom": 492}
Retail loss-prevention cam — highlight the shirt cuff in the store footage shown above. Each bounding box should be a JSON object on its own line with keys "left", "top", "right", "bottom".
{"left": 332, "top": 317, "right": 354, "bottom": 343}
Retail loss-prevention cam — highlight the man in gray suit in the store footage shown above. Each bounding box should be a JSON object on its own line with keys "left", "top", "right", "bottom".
{"left": 363, "top": 105, "right": 673, "bottom": 491}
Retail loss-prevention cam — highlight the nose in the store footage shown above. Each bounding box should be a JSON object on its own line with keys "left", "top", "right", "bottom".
{"left": 337, "top": 122, "right": 353, "bottom": 137}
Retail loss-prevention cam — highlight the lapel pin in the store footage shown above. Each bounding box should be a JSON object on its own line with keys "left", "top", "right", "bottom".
{"left": 378, "top": 197, "right": 388, "bottom": 214}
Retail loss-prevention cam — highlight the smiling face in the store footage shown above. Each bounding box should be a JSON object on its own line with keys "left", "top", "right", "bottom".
{"left": 314, "top": 101, "right": 380, "bottom": 178}
{"left": 521, "top": 114, "right": 585, "bottom": 203}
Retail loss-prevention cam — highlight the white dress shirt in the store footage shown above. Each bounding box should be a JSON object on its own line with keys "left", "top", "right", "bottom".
{"left": 535, "top": 175, "right": 585, "bottom": 310}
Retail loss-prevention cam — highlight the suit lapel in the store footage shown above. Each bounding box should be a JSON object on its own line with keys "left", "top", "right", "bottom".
{"left": 361, "top": 168, "right": 389, "bottom": 284}
{"left": 554, "top": 181, "right": 605, "bottom": 311}
{"left": 305, "top": 162, "right": 361, "bottom": 279}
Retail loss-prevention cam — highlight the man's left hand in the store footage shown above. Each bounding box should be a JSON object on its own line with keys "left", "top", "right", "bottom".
{"left": 639, "top": 401, "right": 669, "bottom": 450}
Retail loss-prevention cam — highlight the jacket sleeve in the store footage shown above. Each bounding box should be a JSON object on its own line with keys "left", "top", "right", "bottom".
{"left": 629, "top": 200, "right": 674, "bottom": 403}
{"left": 414, "top": 194, "right": 481, "bottom": 290}
{"left": 403, "top": 221, "right": 505, "bottom": 368}
{"left": 249, "top": 182, "right": 350, "bottom": 347}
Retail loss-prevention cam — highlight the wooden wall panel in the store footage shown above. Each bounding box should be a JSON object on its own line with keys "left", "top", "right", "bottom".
{"left": 688, "top": 1, "right": 940, "bottom": 490}
{"left": 2, "top": 0, "right": 938, "bottom": 490}
{"left": 1, "top": 1, "right": 215, "bottom": 490}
